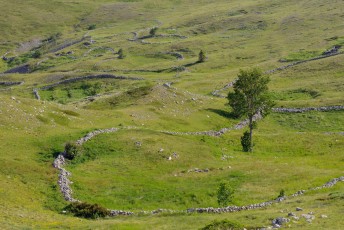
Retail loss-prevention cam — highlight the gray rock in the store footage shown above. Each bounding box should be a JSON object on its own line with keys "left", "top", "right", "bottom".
{"left": 296, "top": 207, "right": 303, "bottom": 211}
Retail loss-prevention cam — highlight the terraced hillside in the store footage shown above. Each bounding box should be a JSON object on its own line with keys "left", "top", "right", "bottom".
{"left": 0, "top": 0, "right": 343, "bottom": 229}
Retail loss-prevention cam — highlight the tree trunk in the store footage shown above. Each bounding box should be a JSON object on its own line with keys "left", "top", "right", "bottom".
{"left": 249, "top": 115, "right": 253, "bottom": 152}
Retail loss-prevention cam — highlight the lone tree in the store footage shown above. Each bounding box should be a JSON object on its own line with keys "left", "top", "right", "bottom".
{"left": 198, "top": 50, "right": 206, "bottom": 63}
{"left": 149, "top": 27, "right": 158, "bottom": 36}
{"left": 227, "top": 68, "right": 274, "bottom": 152}
{"left": 118, "top": 48, "right": 125, "bottom": 59}
{"left": 217, "top": 182, "right": 234, "bottom": 206}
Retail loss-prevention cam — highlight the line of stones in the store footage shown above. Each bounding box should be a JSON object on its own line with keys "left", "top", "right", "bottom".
{"left": 186, "top": 176, "right": 344, "bottom": 214}
{"left": 163, "top": 113, "right": 262, "bottom": 137}
{"left": 33, "top": 74, "right": 144, "bottom": 100}
{"left": 211, "top": 51, "right": 344, "bottom": 98}
{"left": 40, "top": 74, "right": 144, "bottom": 90}
{"left": 0, "top": 81, "right": 24, "bottom": 86}
{"left": 272, "top": 105, "right": 344, "bottom": 113}
{"left": 53, "top": 113, "right": 343, "bottom": 216}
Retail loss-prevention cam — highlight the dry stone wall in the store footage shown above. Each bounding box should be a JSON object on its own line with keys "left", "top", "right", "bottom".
{"left": 41, "top": 74, "right": 144, "bottom": 90}
{"left": 273, "top": 105, "right": 344, "bottom": 113}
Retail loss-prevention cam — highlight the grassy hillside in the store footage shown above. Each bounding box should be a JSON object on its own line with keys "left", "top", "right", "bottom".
{"left": 0, "top": 0, "right": 343, "bottom": 229}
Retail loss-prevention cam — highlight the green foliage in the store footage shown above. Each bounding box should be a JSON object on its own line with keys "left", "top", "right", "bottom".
{"left": 201, "top": 219, "right": 244, "bottom": 230}
{"left": 228, "top": 68, "right": 274, "bottom": 151}
{"left": 217, "top": 182, "right": 234, "bottom": 206}
{"left": 150, "top": 27, "right": 158, "bottom": 36}
{"left": 31, "top": 50, "right": 42, "bottom": 58}
{"left": 278, "top": 189, "right": 285, "bottom": 198}
{"left": 118, "top": 48, "right": 125, "bottom": 59}
{"left": 88, "top": 24, "right": 97, "bottom": 30}
{"left": 198, "top": 50, "right": 206, "bottom": 63}
{"left": 64, "top": 142, "right": 81, "bottom": 160}
{"left": 240, "top": 131, "right": 251, "bottom": 152}
{"left": 65, "top": 202, "right": 110, "bottom": 219}
{"left": 80, "top": 82, "right": 102, "bottom": 96}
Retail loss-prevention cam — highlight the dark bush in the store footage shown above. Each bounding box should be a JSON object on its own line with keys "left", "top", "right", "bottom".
{"left": 198, "top": 50, "right": 206, "bottom": 63}
{"left": 149, "top": 27, "right": 158, "bottom": 36}
{"left": 278, "top": 189, "right": 285, "bottom": 198}
{"left": 65, "top": 202, "right": 110, "bottom": 219}
{"left": 64, "top": 142, "right": 81, "bottom": 160}
{"left": 241, "top": 131, "right": 251, "bottom": 152}
{"left": 88, "top": 24, "right": 97, "bottom": 30}
{"left": 118, "top": 48, "right": 125, "bottom": 59}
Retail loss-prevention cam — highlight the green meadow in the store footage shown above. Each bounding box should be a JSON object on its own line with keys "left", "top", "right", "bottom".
{"left": 0, "top": 0, "right": 343, "bottom": 229}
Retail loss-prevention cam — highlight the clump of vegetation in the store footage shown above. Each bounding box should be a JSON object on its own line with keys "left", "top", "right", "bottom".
{"left": 64, "top": 142, "right": 81, "bottom": 160}
{"left": 278, "top": 189, "right": 285, "bottom": 198}
{"left": 65, "top": 202, "right": 110, "bottom": 219}
{"left": 88, "top": 24, "right": 97, "bottom": 30}
{"left": 201, "top": 219, "right": 244, "bottom": 230}
{"left": 198, "top": 50, "right": 206, "bottom": 62}
{"left": 240, "top": 131, "right": 251, "bottom": 152}
{"left": 31, "top": 50, "right": 42, "bottom": 58}
{"left": 118, "top": 48, "right": 125, "bottom": 59}
{"left": 80, "top": 82, "right": 102, "bottom": 96}
{"left": 149, "top": 27, "right": 158, "bottom": 36}
{"left": 217, "top": 182, "right": 234, "bottom": 206}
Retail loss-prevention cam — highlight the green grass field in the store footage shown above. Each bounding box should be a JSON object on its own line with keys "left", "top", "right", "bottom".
{"left": 0, "top": 0, "right": 343, "bottom": 229}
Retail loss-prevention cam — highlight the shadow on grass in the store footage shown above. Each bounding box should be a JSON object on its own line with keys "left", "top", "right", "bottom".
{"left": 206, "top": 108, "right": 238, "bottom": 119}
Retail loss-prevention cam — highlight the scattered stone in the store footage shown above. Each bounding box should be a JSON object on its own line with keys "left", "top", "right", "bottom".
{"left": 272, "top": 217, "right": 290, "bottom": 227}
{"left": 301, "top": 214, "right": 315, "bottom": 221}
{"left": 320, "top": 214, "right": 328, "bottom": 218}
{"left": 135, "top": 141, "right": 142, "bottom": 147}
{"left": 296, "top": 207, "right": 303, "bottom": 211}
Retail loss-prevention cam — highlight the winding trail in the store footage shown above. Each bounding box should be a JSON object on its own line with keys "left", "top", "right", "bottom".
{"left": 53, "top": 104, "right": 344, "bottom": 216}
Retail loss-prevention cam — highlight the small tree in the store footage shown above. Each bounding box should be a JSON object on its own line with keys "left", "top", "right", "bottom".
{"left": 217, "top": 182, "right": 233, "bottom": 206}
{"left": 118, "top": 48, "right": 125, "bottom": 59}
{"left": 149, "top": 27, "right": 158, "bottom": 36}
{"left": 241, "top": 131, "right": 251, "bottom": 152}
{"left": 227, "top": 68, "right": 274, "bottom": 152}
{"left": 198, "top": 50, "right": 206, "bottom": 63}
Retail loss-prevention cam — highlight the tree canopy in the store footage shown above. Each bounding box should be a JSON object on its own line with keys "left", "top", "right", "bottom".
{"left": 228, "top": 68, "right": 274, "bottom": 151}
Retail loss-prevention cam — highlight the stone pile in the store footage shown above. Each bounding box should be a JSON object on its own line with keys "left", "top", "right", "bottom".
{"left": 273, "top": 105, "right": 344, "bottom": 113}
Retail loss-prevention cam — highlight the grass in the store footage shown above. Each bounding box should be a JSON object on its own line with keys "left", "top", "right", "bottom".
{"left": 0, "top": 0, "right": 343, "bottom": 229}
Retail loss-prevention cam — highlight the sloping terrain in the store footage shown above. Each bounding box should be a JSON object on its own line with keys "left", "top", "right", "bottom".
{"left": 0, "top": 0, "right": 343, "bottom": 229}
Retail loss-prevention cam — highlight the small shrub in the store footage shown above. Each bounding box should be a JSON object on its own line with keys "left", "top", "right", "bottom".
{"left": 65, "top": 202, "right": 110, "bottom": 219}
{"left": 201, "top": 219, "right": 244, "bottom": 230}
{"left": 198, "top": 50, "right": 206, "bottom": 62}
{"left": 31, "top": 50, "right": 42, "bottom": 59}
{"left": 88, "top": 24, "right": 97, "bottom": 30}
{"left": 217, "top": 182, "right": 234, "bottom": 206}
{"left": 64, "top": 142, "right": 80, "bottom": 160}
{"left": 118, "top": 48, "right": 125, "bottom": 59}
{"left": 278, "top": 189, "right": 285, "bottom": 198}
{"left": 149, "top": 27, "right": 158, "bottom": 36}
{"left": 241, "top": 131, "right": 251, "bottom": 152}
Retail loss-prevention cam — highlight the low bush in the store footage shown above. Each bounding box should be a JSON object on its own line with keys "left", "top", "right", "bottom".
{"left": 65, "top": 202, "right": 110, "bottom": 219}
{"left": 201, "top": 219, "right": 244, "bottom": 230}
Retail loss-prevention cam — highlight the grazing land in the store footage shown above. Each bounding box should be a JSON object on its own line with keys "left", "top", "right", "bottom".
{"left": 0, "top": 0, "right": 343, "bottom": 229}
